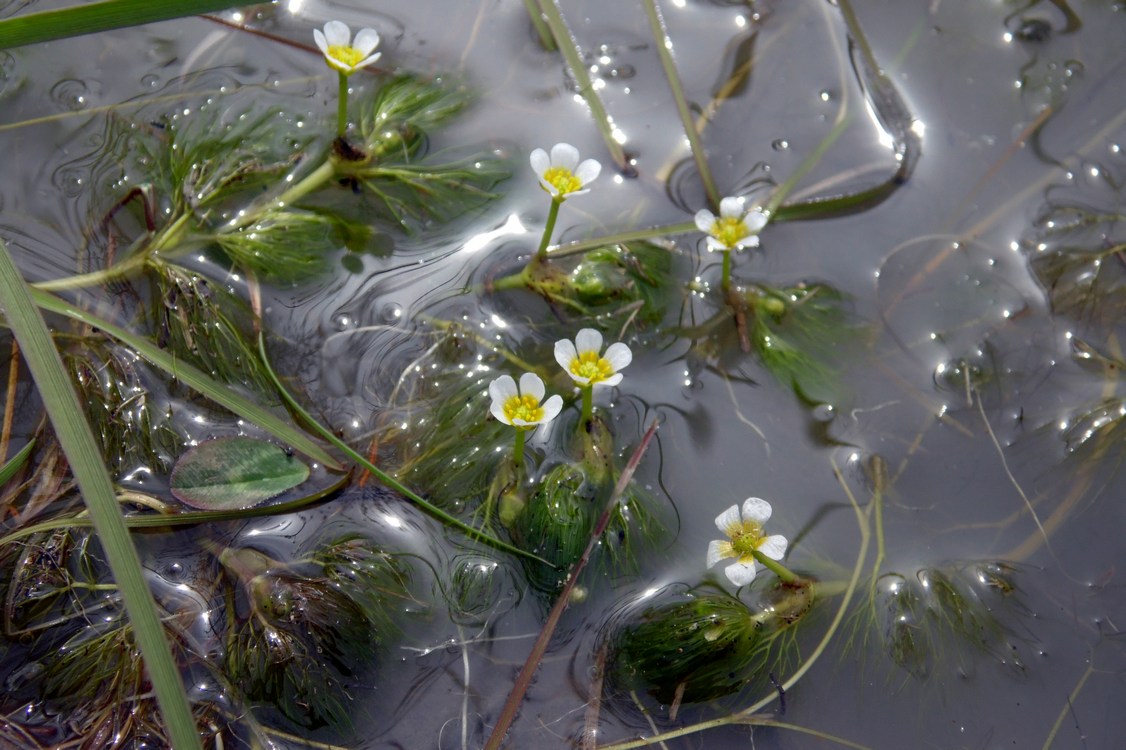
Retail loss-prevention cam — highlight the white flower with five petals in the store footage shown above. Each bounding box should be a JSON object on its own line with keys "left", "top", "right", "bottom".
{"left": 488, "top": 372, "right": 563, "bottom": 428}
{"left": 530, "top": 143, "right": 602, "bottom": 199}
{"left": 314, "top": 21, "right": 382, "bottom": 76}
{"left": 694, "top": 196, "right": 768, "bottom": 252}
{"left": 706, "top": 497, "right": 788, "bottom": 587}
{"left": 554, "top": 328, "right": 632, "bottom": 388}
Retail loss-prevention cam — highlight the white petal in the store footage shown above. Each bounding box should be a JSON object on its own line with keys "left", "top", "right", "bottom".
{"left": 354, "top": 51, "right": 382, "bottom": 70}
{"left": 714, "top": 504, "right": 741, "bottom": 535}
{"left": 540, "top": 394, "right": 564, "bottom": 423}
{"left": 313, "top": 28, "right": 330, "bottom": 55}
{"left": 724, "top": 561, "right": 758, "bottom": 587}
{"left": 554, "top": 339, "right": 578, "bottom": 370}
{"left": 694, "top": 209, "right": 716, "bottom": 234}
{"left": 529, "top": 148, "right": 550, "bottom": 177}
{"left": 719, "top": 196, "right": 744, "bottom": 218}
{"left": 602, "top": 342, "right": 632, "bottom": 372}
{"left": 490, "top": 400, "right": 509, "bottom": 424}
{"left": 705, "top": 237, "right": 727, "bottom": 252}
{"left": 549, "top": 142, "right": 579, "bottom": 170}
{"left": 758, "top": 535, "right": 788, "bottom": 560}
{"left": 322, "top": 20, "right": 351, "bottom": 47}
{"left": 744, "top": 209, "right": 768, "bottom": 232}
{"left": 518, "top": 371, "right": 545, "bottom": 402}
{"left": 597, "top": 373, "right": 623, "bottom": 387}
{"left": 574, "top": 158, "right": 601, "bottom": 186}
{"left": 741, "top": 497, "right": 772, "bottom": 524}
{"left": 706, "top": 539, "right": 731, "bottom": 568}
{"left": 739, "top": 235, "right": 761, "bottom": 249}
{"left": 574, "top": 328, "right": 603, "bottom": 356}
{"left": 352, "top": 27, "right": 380, "bottom": 56}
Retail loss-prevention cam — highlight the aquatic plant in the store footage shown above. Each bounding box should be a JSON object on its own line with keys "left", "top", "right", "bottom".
{"left": 314, "top": 20, "right": 382, "bottom": 136}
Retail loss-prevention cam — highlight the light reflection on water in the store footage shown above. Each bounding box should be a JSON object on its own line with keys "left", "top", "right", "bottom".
{"left": 1, "top": 0, "right": 1124, "bottom": 746}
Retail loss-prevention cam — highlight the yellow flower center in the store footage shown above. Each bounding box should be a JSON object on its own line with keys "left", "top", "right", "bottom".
{"left": 542, "top": 165, "right": 583, "bottom": 196}
{"left": 503, "top": 394, "right": 544, "bottom": 424}
{"left": 712, "top": 215, "right": 750, "bottom": 249}
{"left": 729, "top": 521, "right": 764, "bottom": 557}
{"left": 328, "top": 44, "right": 365, "bottom": 69}
{"left": 570, "top": 351, "right": 614, "bottom": 383}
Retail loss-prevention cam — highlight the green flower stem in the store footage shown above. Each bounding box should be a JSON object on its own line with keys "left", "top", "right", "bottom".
{"left": 720, "top": 249, "right": 732, "bottom": 292}
{"left": 336, "top": 70, "right": 349, "bottom": 137}
{"left": 579, "top": 385, "right": 593, "bottom": 426}
{"left": 535, "top": 196, "right": 562, "bottom": 260}
{"left": 751, "top": 548, "right": 801, "bottom": 584}
{"left": 512, "top": 427, "right": 527, "bottom": 478}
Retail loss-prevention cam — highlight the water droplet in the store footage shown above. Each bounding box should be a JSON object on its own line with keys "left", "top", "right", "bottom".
{"left": 49, "top": 78, "right": 91, "bottom": 111}
{"left": 818, "top": 89, "right": 834, "bottom": 103}
{"left": 771, "top": 138, "right": 790, "bottom": 151}
{"left": 381, "top": 302, "right": 403, "bottom": 322}
{"left": 333, "top": 314, "right": 353, "bottom": 331}
{"left": 1014, "top": 17, "right": 1051, "bottom": 43}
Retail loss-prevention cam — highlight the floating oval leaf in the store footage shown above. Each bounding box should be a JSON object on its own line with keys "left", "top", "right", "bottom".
{"left": 170, "top": 437, "right": 308, "bottom": 510}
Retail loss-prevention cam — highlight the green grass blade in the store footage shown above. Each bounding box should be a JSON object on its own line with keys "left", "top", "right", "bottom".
{"left": 30, "top": 288, "right": 341, "bottom": 471}
{"left": 0, "top": 438, "right": 35, "bottom": 485}
{"left": 0, "top": 0, "right": 244, "bottom": 49}
{"left": 0, "top": 241, "right": 202, "bottom": 750}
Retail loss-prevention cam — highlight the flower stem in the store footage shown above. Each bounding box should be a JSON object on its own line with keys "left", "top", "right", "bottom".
{"left": 536, "top": 197, "right": 562, "bottom": 260}
{"left": 580, "top": 386, "right": 593, "bottom": 427}
{"left": 752, "top": 549, "right": 801, "bottom": 584}
{"left": 721, "top": 249, "right": 732, "bottom": 292}
{"left": 336, "top": 71, "right": 349, "bottom": 137}
{"left": 512, "top": 428, "right": 527, "bottom": 479}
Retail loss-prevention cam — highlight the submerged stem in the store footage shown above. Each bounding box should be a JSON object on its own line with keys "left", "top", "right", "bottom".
{"left": 521, "top": 0, "right": 556, "bottom": 50}
{"left": 720, "top": 249, "right": 732, "bottom": 292}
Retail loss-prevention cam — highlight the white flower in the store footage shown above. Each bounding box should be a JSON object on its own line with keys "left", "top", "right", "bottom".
{"left": 554, "top": 328, "right": 632, "bottom": 387}
{"left": 694, "top": 196, "right": 768, "bottom": 252}
{"left": 706, "top": 497, "right": 788, "bottom": 587}
{"left": 488, "top": 372, "right": 563, "bottom": 428}
{"left": 530, "top": 143, "right": 601, "bottom": 199}
{"left": 314, "top": 21, "right": 382, "bottom": 75}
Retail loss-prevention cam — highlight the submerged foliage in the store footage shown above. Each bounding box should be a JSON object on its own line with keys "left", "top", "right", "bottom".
{"left": 607, "top": 582, "right": 814, "bottom": 707}
{"left": 219, "top": 537, "right": 412, "bottom": 729}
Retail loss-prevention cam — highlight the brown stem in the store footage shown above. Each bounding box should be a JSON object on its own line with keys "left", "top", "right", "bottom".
{"left": 482, "top": 420, "right": 659, "bottom": 750}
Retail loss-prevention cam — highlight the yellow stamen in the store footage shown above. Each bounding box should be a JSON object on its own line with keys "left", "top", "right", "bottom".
{"left": 569, "top": 351, "right": 614, "bottom": 384}
{"left": 328, "top": 45, "right": 365, "bottom": 69}
{"left": 503, "top": 394, "right": 544, "bottom": 424}
{"left": 729, "top": 520, "right": 764, "bottom": 557}
{"left": 712, "top": 216, "right": 750, "bottom": 249}
{"left": 542, "top": 165, "right": 583, "bottom": 196}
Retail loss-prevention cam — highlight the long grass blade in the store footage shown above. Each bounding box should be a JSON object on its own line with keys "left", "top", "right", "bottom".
{"left": 30, "top": 288, "right": 341, "bottom": 470}
{"left": 0, "top": 0, "right": 243, "bottom": 49}
{"left": 0, "top": 240, "right": 202, "bottom": 750}
{"left": 640, "top": 0, "right": 720, "bottom": 209}
{"left": 535, "top": 0, "right": 628, "bottom": 170}
{"left": 0, "top": 438, "right": 34, "bottom": 485}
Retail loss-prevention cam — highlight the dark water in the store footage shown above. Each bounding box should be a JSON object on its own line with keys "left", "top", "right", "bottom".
{"left": 2, "top": 0, "right": 1125, "bottom": 748}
